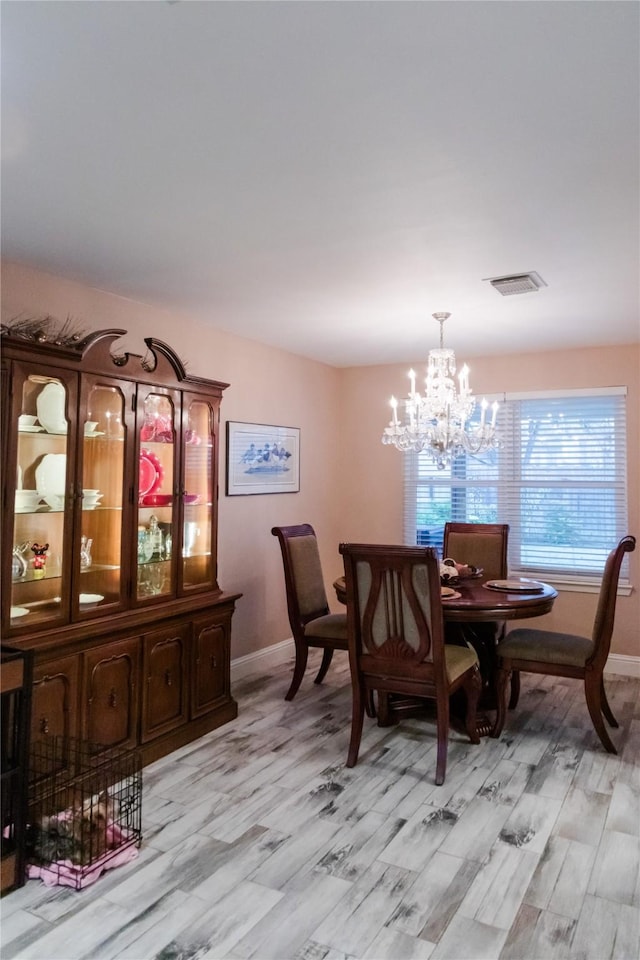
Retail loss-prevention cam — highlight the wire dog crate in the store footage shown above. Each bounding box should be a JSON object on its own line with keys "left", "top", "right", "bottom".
{"left": 26, "top": 737, "right": 142, "bottom": 889}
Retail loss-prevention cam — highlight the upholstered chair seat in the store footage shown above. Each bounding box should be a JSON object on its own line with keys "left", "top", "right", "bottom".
{"left": 304, "top": 614, "right": 349, "bottom": 641}
{"left": 496, "top": 629, "right": 594, "bottom": 667}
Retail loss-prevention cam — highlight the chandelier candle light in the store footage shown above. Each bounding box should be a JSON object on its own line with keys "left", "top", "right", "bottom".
{"left": 382, "top": 312, "right": 500, "bottom": 469}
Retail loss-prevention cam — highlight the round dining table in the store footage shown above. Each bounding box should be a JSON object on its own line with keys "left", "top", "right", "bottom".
{"left": 332, "top": 574, "right": 558, "bottom": 734}
{"left": 333, "top": 574, "right": 557, "bottom": 620}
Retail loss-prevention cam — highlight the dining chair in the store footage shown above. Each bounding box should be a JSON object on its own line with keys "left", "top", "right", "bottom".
{"left": 339, "top": 542, "right": 481, "bottom": 785}
{"left": 271, "top": 524, "right": 348, "bottom": 701}
{"left": 442, "top": 522, "right": 514, "bottom": 705}
{"left": 491, "top": 535, "right": 636, "bottom": 753}
{"left": 442, "top": 522, "right": 509, "bottom": 582}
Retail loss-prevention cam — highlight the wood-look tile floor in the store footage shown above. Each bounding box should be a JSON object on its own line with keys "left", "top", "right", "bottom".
{"left": 2, "top": 654, "right": 639, "bottom": 960}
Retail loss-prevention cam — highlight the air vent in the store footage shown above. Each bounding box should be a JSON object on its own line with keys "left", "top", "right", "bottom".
{"left": 484, "top": 272, "right": 547, "bottom": 296}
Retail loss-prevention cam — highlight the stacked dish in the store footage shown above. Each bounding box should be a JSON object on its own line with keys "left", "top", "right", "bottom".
{"left": 82, "top": 489, "right": 103, "bottom": 510}
{"left": 15, "top": 490, "right": 42, "bottom": 512}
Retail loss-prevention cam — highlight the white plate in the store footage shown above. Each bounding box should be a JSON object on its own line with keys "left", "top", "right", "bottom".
{"left": 35, "top": 453, "right": 67, "bottom": 498}
{"left": 79, "top": 593, "right": 104, "bottom": 605}
{"left": 19, "top": 425, "right": 45, "bottom": 433}
{"left": 36, "top": 381, "right": 67, "bottom": 434}
{"left": 84, "top": 431, "right": 105, "bottom": 438}
{"left": 10, "top": 606, "right": 30, "bottom": 618}
{"left": 485, "top": 578, "right": 545, "bottom": 592}
{"left": 441, "top": 588, "right": 462, "bottom": 600}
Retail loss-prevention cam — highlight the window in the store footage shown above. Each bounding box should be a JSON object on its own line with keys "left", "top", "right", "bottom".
{"left": 404, "top": 387, "right": 629, "bottom": 586}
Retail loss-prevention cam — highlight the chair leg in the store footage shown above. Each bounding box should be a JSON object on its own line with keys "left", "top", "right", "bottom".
{"left": 600, "top": 677, "right": 619, "bottom": 728}
{"left": 508, "top": 670, "right": 521, "bottom": 710}
{"left": 313, "top": 648, "right": 333, "bottom": 685}
{"left": 585, "top": 673, "right": 617, "bottom": 754}
{"left": 491, "top": 665, "right": 511, "bottom": 738}
{"left": 285, "top": 642, "right": 308, "bottom": 701}
{"left": 462, "top": 665, "right": 482, "bottom": 745}
{"left": 346, "top": 681, "right": 366, "bottom": 767}
{"left": 376, "top": 692, "right": 395, "bottom": 727}
{"left": 365, "top": 691, "right": 376, "bottom": 719}
{"left": 435, "top": 691, "right": 450, "bottom": 785}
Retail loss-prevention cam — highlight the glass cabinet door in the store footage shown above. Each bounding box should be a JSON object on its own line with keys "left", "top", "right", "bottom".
{"left": 182, "top": 397, "right": 216, "bottom": 591}
{"left": 136, "top": 390, "right": 176, "bottom": 601}
{"left": 76, "top": 381, "right": 131, "bottom": 613}
{"left": 10, "top": 372, "right": 75, "bottom": 628}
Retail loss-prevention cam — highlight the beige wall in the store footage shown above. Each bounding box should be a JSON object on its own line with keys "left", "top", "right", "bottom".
{"left": 2, "top": 260, "right": 639, "bottom": 661}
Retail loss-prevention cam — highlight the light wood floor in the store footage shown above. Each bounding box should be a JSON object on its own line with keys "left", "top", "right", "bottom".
{"left": 2, "top": 653, "right": 639, "bottom": 960}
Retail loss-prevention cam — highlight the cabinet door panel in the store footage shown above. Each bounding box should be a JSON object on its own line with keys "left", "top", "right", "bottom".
{"left": 180, "top": 395, "right": 219, "bottom": 594}
{"left": 135, "top": 388, "right": 179, "bottom": 604}
{"left": 75, "top": 376, "right": 136, "bottom": 616}
{"left": 31, "top": 655, "right": 79, "bottom": 747}
{"left": 83, "top": 638, "right": 139, "bottom": 751}
{"left": 7, "top": 364, "right": 79, "bottom": 633}
{"left": 141, "top": 625, "right": 188, "bottom": 742}
{"left": 191, "top": 614, "right": 230, "bottom": 718}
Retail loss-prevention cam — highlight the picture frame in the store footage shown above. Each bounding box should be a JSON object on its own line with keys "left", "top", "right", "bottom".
{"left": 226, "top": 421, "right": 300, "bottom": 495}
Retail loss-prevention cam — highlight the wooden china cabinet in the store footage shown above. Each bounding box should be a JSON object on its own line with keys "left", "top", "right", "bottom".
{"left": 1, "top": 326, "right": 239, "bottom": 765}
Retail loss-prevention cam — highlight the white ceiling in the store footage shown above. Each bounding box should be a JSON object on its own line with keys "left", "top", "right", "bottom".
{"left": 2, "top": 1, "right": 639, "bottom": 367}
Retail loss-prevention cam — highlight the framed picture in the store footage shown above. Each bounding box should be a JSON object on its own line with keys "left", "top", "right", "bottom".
{"left": 226, "top": 421, "right": 300, "bottom": 495}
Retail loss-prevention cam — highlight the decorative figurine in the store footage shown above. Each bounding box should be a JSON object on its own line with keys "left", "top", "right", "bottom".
{"left": 80, "top": 536, "right": 93, "bottom": 570}
{"left": 31, "top": 542, "right": 49, "bottom": 577}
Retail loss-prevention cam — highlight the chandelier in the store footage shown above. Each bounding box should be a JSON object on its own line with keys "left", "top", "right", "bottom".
{"left": 381, "top": 312, "right": 500, "bottom": 469}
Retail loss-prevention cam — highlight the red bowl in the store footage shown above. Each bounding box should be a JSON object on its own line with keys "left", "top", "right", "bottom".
{"left": 141, "top": 494, "right": 173, "bottom": 507}
{"left": 183, "top": 494, "right": 199, "bottom": 504}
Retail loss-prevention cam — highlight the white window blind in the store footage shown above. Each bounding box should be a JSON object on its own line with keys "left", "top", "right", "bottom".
{"left": 404, "top": 387, "right": 630, "bottom": 584}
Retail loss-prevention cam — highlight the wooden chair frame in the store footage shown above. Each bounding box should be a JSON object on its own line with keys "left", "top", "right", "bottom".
{"left": 492, "top": 535, "right": 636, "bottom": 754}
{"left": 340, "top": 542, "right": 481, "bottom": 785}
{"left": 443, "top": 522, "right": 514, "bottom": 707}
{"left": 271, "top": 524, "right": 348, "bottom": 701}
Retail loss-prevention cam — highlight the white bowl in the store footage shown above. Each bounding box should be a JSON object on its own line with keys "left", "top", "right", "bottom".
{"left": 18, "top": 414, "right": 37, "bottom": 428}
{"left": 79, "top": 593, "right": 104, "bottom": 606}
{"left": 44, "top": 494, "right": 66, "bottom": 511}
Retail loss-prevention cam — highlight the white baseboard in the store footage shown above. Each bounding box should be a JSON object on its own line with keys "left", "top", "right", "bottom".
{"left": 605, "top": 654, "right": 640, "bottom": 678}
{"left": 231, "top": 641, "right": 639, "bottom": 682}
{"left": 231, "top": 637, "right": 294, "bottom": 682}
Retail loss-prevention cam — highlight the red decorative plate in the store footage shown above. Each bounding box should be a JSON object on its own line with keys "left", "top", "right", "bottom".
{"left": 139, "top": 449, "right": 164, "bottom": 501}
{"left": 142, "top": 493, "right": 173, "bottom": 507}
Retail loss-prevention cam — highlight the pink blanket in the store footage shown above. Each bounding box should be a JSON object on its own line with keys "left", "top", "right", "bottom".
{"left": 27, "top": 823, "right": 139, "bottom": 889}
